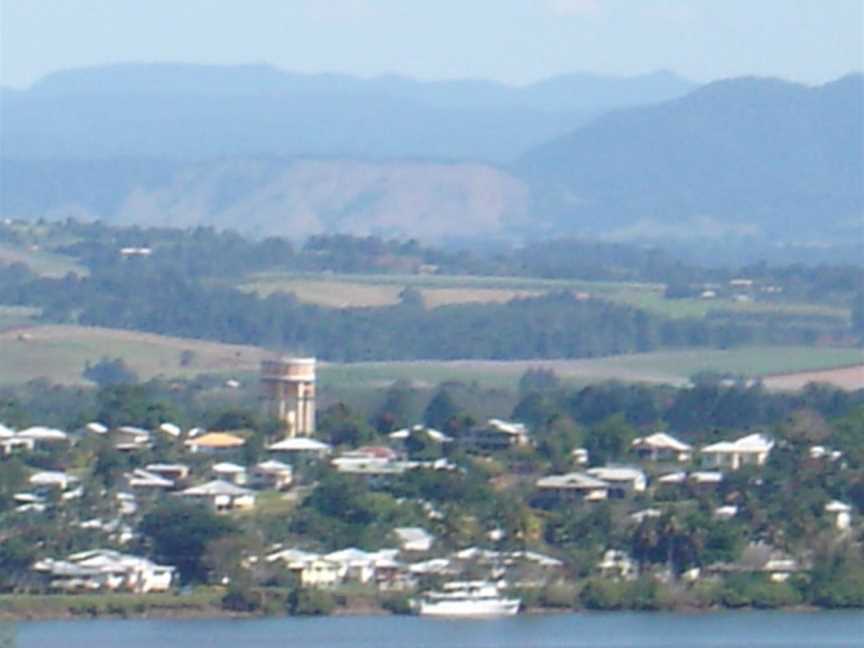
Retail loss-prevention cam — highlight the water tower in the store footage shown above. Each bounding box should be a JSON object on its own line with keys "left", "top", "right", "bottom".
{"left": 260, "top": 357, "right": 316, "bottom": 437}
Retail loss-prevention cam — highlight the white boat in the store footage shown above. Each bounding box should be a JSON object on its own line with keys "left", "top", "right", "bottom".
{"left": 416, "top": 581, "right": 521, "bottom": 617}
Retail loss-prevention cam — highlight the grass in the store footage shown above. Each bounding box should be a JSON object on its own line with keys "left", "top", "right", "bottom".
{"left": 247, "top": 490, "right": 299, "bottom": 516}
{"left": 0, "top": 324, "right": 859, "bottom": 391}
{"left": 239, "top": 271, "right": 849, "bottom": 321}
{"left": 0, "top": 242, "right": 86, "bottom": 278}
{"left": 0, "top": 306, "right": 39, "bottom": 330}
{"left": 319, "top": 346, "right": 864, "bottom": 390}
{"left": 0, "top": 588, "right": 223, "bottom": 619}
{"left": 241, "top": 275, "right": 543, "bottom": 309}
{"left": 0, "top": 324, "right": 266, "bottom": 386}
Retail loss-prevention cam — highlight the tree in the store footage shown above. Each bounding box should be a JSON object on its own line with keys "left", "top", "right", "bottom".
{"left": 518, "top": 368, "right": 561, "bottom": 395}
{"left": 83, "top": 356, "right": 139, "bottom": 386}
{"left": 584, "top": 414, "right": 637, "bottom": 466}
{"left": 424, "top": 389, "right": 460, "bottom": 430}
{"left": 139, "top": 500, "right": 238, "bottom": 583}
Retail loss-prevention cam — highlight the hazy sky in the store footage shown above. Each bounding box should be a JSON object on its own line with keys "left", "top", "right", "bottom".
{"left": 1, "top": 0, "right": 861, "bottom": 88}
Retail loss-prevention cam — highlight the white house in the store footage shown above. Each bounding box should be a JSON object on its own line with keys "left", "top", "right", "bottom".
{"left": 324, "top": 548, "right": 402, "bottom": 586}
{"left": 112, "top": 426, "right": 151, "bottom": 451}
{"left": 267, "top": 437, "right": 332, "bottom": 458}
{"left": 178, "top": 480, "right": 256, "bottom": 512}
{"left": 144, "top": 463, "right": 191, "bottom": 481}
{"left": 34, "top": 549, "right": 174, "bottom": 593}
{"left": 17, "top": 426, "right": 68, "bottom": 448}
{"left": 266, "top": 549, "right": 341, "bottom": 588}
{"left": 124, "top": 469, "right": 174, "bottom": 491}
{"left": 211, "top": 462, "right": 248, "bottom": 485}
{"left": 394, "top": 527, "right": 434, "bottom": 552}
{"left": 332, "top": 447, "right": 407, "bottom": 477}
{"left": 632, "top": 432, "right": 692, "bottom": 462}
{"left": 586, "top": 466, "right": 647, "bottom": 495}
{"left": 825, "top": 501, "right": 852, "bottom": 531}
{"left": 536, "top": 472, "right": 610, "bottom": 502}
{"left": 250, "top": 460, "right": 293, "bottom": 490}
{"left": 598, "top": 549, "right": 637, "bottom": 580}
{"left": 184, "top": 432, "right": 245, "bottom": 455}
{"left": 456, "top": 418, "right": 530, "bottom": 452}
{"left": 701, "top": 434, "right": 774, "bottom": 470}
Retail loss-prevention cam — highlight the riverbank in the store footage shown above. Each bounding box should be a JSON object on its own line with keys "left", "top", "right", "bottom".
{"left": 0, "top": 590, "right": 848, "bottom": 622}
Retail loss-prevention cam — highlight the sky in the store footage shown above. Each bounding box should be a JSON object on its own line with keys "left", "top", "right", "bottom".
{"left": 1, "top": 0, "right": 861, "bottom": 89}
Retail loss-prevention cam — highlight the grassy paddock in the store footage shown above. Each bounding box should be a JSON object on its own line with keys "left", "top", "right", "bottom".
{"left": 0, "top": 243, "right": 86, "bottom": 278}
{"left": 239, "top": 271, "right": 847, "bottom": 320}
{"left": 0, "top": 324, "right": 859, "bottom": 391}
{"left": 0, "top": 588, "right": 223, "bottom": 619}
{"left": 320, "top": 346, "right": 864, "bottom": 391}
{"left": 0, "top": 325, "right": 265, "bottom": 386}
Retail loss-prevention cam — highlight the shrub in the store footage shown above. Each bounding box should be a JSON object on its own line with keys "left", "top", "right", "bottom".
{"left": 288, "top": 588, "right": 335, "bottom": 616}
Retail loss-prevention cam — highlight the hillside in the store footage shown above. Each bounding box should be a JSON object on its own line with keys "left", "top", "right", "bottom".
{"left": 0, "top": 157, "right": 530, "bottom": 241}
{"left": 0, "top": 63, "right": 694, "bottom": 163}
{"left": 2, "top": 69, "right": 861, "bottom": 244}
{"left": 517, "top": 74, "right": 864, "bottom": 241}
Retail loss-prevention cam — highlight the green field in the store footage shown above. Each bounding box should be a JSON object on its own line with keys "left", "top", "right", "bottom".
{"left": 1, "top": 324, "right": 860, "bottom": 390}
{"left": 0, "top": 325, "right": 265, "bottom": 386}
{"left": 240, "top": 271, "right": 848, "bottom": 321}
{"left": 0, "top": 242, "right": 86, "bottom": 278}
{"left": 318, "top": 346, "right": 864, "bottom": 390}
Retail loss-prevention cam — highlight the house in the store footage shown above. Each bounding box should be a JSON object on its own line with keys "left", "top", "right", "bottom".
{"left": 124, "top": 469, "right": 174, "bottom": 491}
{"left": 211, "top": 462, "right": 248, "bottom": 485}
{"left": 571, "top": 447, "right": 589, "bottom": 465}
{"left": 714, "top": 505, "right": 738, "bottom": 520}
{"left": 83, "top": 422, "right": 109, "bottom": 435}
{"left": 0, "top": 427, "right": 34, "bottom": 455}
{"left": 536, "top": 472, "right": 610, "bottom": 502}
{"left": 267, "top": 437, "right": 331, "bottom": 459}
{"left": 158, "top": 422, "right": 182, "bottom": 438}
{"left": 250, "top": 460, "right": 293, "bottom": 490}
{"left": 630, "top": 508, "right": 663, "bottom": 524}
{"left": 266, "top": 549, "right": 342, "bottom": 588}
{"left": 178, "top": 480, "right": 256, "bottom": 512}
{"left": 332, "top": 447, "right": 407, "bottom": 478}
{"left": 598, "top": 549, "right": 637, "bottom": 580}
{"left": 632, "top": 432, "right": 692, "bottom": 462}
{"left": 394, "top": 527, "right": 434, "bottom": 552}
{"left": 185, "top": 432, "right": 246, "bottom": 454}
{"left": 761, "top": 557, "right": 802, "bottom": 583}
{"left": 701, "top": 433, "right": 773, "bottom": 470}
{"left": 586, "top": 466, "right": 647, "bottom": 496}
{"left": 825, "top": 501, "right": 852, "bottom": 530}
{"left": 112, "top": 426, "right": 151, "bottom": 451}
{"left": 324, "top": 548, "right": 402, "bottom": 586}
{"left": 30, "top": 470, "right": 80, "bottom": 492}
{"left": 389, "top": 425, "right": 453, "bottom": 448}
{"left": 17, "top": 426, "right": 68, "bottom": 448}
{"left": 33, "top": 549, "right": 174, "bottom": 593}
{"left": 144, "top": 463, "right": 191, "bottom": 482}
{"left": 455, "top": 418, "right": 530, "bottom": 452}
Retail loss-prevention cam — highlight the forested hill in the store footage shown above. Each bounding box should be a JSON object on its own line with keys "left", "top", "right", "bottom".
{"left": 0, "top": 63, "right": 694, "bottom": 163}
{"left": 517, "top": 74, "right": 864, "bottom": 241}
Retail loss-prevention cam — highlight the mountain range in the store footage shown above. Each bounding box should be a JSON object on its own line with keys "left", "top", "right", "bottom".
{"left": 0, "top": 64, "right": 861, "bottom": 244}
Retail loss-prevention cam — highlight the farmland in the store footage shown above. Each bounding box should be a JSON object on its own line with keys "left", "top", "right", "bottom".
{"left": 2, "top": 323, "right": 859, "bottom": 391}
{"left": 239, "top": 271, "right": 849, "bottom": 321}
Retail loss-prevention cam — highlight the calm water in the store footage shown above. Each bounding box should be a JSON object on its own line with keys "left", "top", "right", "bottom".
{"left": 12, "top": 612, "right": 864, "bottom": 648}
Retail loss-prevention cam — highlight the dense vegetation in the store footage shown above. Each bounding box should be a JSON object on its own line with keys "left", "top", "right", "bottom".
{"left": 1, "top": 221, "right": 861, "bottom": 361}
{"left": 1, "top": 374, "right": 863, "bottom": 612}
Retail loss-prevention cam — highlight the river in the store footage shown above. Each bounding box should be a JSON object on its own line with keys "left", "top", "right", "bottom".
{"left": 11, "top": 611, "right": 864, "bottom": 647}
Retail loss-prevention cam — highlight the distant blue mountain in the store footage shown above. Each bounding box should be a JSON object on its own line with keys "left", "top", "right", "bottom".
{"left": 0, "top": 63, "right": 695, "bottom": 163}
{"left": 516, "top": 74, "right": 864, "bottom": 240}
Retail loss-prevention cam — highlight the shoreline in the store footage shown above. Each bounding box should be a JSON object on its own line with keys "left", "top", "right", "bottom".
{"left": 0, "top": 599, "right": 844, "bottom": 623}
